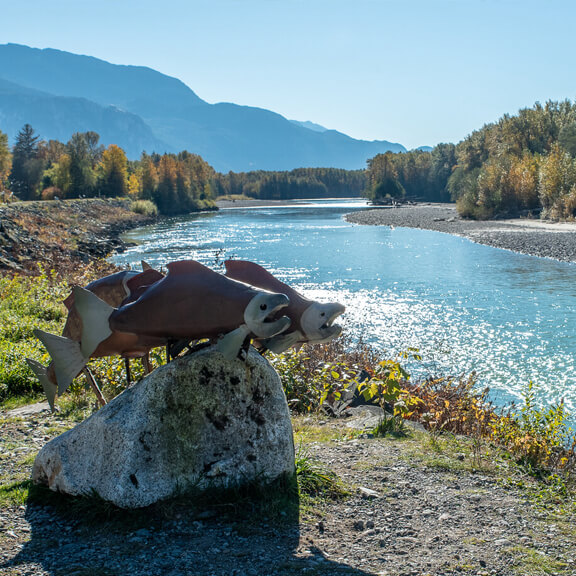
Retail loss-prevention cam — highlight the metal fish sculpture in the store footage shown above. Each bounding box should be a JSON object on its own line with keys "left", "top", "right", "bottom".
{"left": 28, "top": 267, "right": 165, "bottom": 409}
{"left": 33, "top": 260, "right": 291, "bottom": 407}
{"left": 224, "top": 259, "right": 345, "bottom": 353}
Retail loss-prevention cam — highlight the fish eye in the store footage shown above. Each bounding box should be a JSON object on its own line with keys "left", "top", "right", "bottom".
{"left": 260, "top": 304, "right": 267, "bottom": 311}
{"left": 320, "top": 312, "right": 326, "bottom": 317}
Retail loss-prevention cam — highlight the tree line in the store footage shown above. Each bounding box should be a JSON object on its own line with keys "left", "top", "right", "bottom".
{"left": 366, "top": 100, "right": 576, "bottom": 219}
{"left": 212, "top": 167, "right": 366, "bottom": 200}
{"left": 366, "top": 144, "right": 456, "bottom": 204}
{"left": 5, "top": 100, "right": 576, "bottom": 220}
{"left": 0, "top": 125, "right": 216, "bottom": 215}
{"left": 0, "top": 125, "right": 366, "bottom": 212}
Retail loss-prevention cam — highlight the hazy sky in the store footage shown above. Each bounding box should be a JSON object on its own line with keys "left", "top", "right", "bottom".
{"left": 3, "top": 0, "right": 575, "bottom": 149}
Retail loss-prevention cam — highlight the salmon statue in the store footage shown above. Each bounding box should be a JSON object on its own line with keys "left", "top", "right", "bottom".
{"left": 224, "top": 259, "right": 345, "bottom": 353}
{"left": 31, "top": 260, "right": 291, "bottom": 408}
{"left": 28, "top": 266, "right": 165, "bottom": 409}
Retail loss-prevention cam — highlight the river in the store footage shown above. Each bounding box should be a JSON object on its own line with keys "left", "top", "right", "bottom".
{"left": 111, "top": 199, "right": 576, "bottom": 413}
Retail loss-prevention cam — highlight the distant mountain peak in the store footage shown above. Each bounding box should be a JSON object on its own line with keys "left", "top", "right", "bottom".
{"left": 290, "top": 119, "right": 329, "bottom": 133}
{"left": 0, "top": 43, "right": 406, "bottom": 170}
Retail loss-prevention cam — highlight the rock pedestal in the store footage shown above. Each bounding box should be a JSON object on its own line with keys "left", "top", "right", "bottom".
{"left": 32, "top": 346, "right": 295, "bottom": 508}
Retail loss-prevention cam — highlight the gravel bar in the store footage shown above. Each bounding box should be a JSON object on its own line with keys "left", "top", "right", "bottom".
{"left": 346, "top": 204, "right": 576, "bottom": 264}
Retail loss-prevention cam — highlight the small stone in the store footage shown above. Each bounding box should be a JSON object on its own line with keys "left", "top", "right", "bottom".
{"left": 353, "top": 520, "right": 365, "bottom": 531}
{"left": 494, "top": 538, "right": 511, "bottom": 546}
{"left": 359, "top": 486, "right": 380, "bottom": 499}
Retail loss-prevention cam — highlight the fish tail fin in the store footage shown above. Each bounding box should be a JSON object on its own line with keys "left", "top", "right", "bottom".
{"left": 33, "top": 329, "right": 88, "bottom": 396}
{"left": 26, "top": 358, "right": 58, "bottom": 411}
{"left": 216, "top": 324, "right": 251, "bottom": 362}
{"left": 73, "top": 286, "right": 114, "bottom": 357}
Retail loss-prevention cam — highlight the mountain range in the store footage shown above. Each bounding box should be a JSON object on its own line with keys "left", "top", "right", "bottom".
{"left": 0, "top": 44, "right": 406, "bottom": 172}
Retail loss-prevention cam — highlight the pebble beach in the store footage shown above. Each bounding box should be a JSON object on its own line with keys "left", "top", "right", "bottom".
{"left": 346, "top": 204, "right": 576, "bottom": 264}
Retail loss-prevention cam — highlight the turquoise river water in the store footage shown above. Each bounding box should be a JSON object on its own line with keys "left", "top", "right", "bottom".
{"left": 112, "top": 199, "right": 576, "bottom": 413}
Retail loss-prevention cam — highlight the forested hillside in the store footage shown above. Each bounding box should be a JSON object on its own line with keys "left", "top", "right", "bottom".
{"left": 366, "top": 100, "right": 576, "bottom": 219}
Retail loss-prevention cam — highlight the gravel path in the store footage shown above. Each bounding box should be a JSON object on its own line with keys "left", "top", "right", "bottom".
{"left": 1, "top": 406, "right": 574, "bottom": 576}
{"left": 346, "top": 204, "right": 576, "bottom": 264}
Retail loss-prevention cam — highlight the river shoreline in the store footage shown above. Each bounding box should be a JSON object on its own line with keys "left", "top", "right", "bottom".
{"left": 346, "top": 203, "right": 576, "bottom": 264}
{"left": 0, "top": 199, "right": 155, "bottom": 275}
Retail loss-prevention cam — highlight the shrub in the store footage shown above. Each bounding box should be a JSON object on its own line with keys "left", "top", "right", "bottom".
{"left": 131, "top": 199, "right": 158, "bottom": 217}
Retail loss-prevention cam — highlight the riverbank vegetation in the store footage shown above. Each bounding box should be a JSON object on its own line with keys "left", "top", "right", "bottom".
{"left": 271, "top": 341, "right": 576, "bottom": 485}
{"left": 365, "top": 100, "right": 576, "bottom": 220}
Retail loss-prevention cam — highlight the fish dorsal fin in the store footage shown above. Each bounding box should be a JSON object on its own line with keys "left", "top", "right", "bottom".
{"left": 33, "top": 330, "right": 88, "bottom": 396}
{"left": 166, "top": 260, "right": 214, "bottom": 276}
{"left": 225, "top": 260, "right": 308, "bottom": 305}
{"left": 26, "top": 358, "right": 58, "bottom": 411}
{"left": 125, "top": 268, "right": 164, "bottom": 296}
{"left": 141, "top": 260, "right": 153, "bottom": 271}
{"left": 73, "top": 286, "right": 114, "bottom": 358}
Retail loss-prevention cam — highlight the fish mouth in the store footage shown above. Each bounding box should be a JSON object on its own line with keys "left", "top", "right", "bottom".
{"left": 245, "top": 292, "right": 291, "bottom": 339}
{"left": 302, "top": 302, "right": 346, "bottom": 343}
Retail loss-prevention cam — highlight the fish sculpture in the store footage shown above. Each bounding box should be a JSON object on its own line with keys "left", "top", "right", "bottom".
{"left": 224, "top": 259, "right": 345, "bottom": 353}
{"left": 28, "top": 267, "right": 165, "bottom": 409}
{"left": 32, "top": 260, "right": 291, "bottom": 408}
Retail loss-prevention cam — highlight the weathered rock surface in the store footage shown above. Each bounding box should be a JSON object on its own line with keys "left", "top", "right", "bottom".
{"left": 31, "top": 346, "right": 295, "bottom": 508}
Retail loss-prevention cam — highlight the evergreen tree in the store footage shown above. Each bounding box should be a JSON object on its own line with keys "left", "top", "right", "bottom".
{"left": 10, "top": 124, "right": 44, "bottom": 200}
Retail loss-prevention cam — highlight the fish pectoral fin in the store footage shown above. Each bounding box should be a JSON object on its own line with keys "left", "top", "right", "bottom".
{"left": 33, "top": 330, "right": 88, "bottom": 396}
{"left": 73, "top": 286, "right": 114, "bottom": 357}
{"left": 26, "top": 358, "right": 58, "bottom": 411}
{"left": 261, "top": 331, "right": 304, "bottom": 354}
{"left": 216, "top": 324, "right": 252, "bottom": 361}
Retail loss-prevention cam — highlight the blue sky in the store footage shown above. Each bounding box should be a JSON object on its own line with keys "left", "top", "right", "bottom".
{"left": 3, "top": 0, "right": 575, "bottom": 149}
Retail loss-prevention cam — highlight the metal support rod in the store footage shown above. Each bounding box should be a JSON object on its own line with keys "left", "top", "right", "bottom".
{"left": 142, "top": 353, "right": 152, "bottom": 374}
{"left": 125, "top": 358, "right": 132, "bottom": 385}
{"left": 83, "top": 367, "right": 107, "bottom": 407}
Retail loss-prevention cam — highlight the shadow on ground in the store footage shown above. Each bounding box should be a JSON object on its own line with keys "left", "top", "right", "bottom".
{"left": 3, "top": 485, "right": 376, "bottom": 576}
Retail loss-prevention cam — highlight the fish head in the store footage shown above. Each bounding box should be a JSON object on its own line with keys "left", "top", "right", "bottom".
{"left": 244, "top": 292, "right": 291, "bottom": 339}
{"left": 300, "top": 301, "right": 346, "bottom": 343}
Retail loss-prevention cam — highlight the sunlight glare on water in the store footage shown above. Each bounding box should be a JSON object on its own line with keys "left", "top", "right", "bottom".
{"left": 112, "top": 200, "right": 576, "bottom": 413}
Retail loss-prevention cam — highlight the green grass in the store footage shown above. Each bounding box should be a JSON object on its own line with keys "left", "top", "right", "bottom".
{"left": 295, "top": 446, "right": 348, "bottom": 499}
{"left": 0, "top": 479, "right": 32, "bottom": 507}
{"left": 0, "top": 269, "right": 68, "bottom": 403}
{"left": 511, "top": 545, "right": 571, "bottom": 575}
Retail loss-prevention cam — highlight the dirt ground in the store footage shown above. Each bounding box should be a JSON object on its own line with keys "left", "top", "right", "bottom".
{"left": 1, "top": 403, "right": 574, "bottom": 576}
